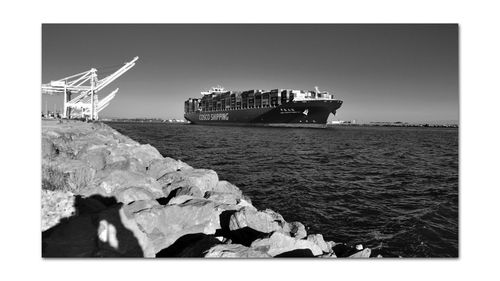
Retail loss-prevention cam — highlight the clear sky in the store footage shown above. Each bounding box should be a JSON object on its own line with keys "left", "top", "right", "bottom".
{"left": 42, "top": 24, "right": 458, "bottom": 123}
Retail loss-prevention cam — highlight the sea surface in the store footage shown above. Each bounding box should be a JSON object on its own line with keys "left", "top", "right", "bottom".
{"left": 106, "top": 122, "right": 459, "bottom": 257}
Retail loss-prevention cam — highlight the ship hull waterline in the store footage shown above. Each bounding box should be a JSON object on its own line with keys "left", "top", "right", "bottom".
{"left": 184, "top": 100, "right": 343, "bottom": 128}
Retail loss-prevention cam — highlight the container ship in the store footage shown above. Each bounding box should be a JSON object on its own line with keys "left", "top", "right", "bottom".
{"left": 184, "top": 86, "right": 343, "bottom": 128}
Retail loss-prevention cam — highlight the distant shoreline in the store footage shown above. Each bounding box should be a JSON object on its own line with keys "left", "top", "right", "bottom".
{"left": 101, "top": 119, "right": 458, "bottom": 128}
{"left": 327, "top": 123, "right": 459, "bottom": 128}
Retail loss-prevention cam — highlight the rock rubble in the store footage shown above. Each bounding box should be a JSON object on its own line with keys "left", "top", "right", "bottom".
{"left": 41, "top": 120, "right": 373, "bottom": 258}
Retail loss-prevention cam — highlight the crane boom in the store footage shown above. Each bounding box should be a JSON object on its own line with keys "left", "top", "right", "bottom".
{"left": 41, "top": 56, "right": 138, "bottom": 120}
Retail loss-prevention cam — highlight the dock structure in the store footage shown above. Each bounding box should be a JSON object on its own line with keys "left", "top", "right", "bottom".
{"left": 41, "top": 57, "right": 139, "bottom": 120}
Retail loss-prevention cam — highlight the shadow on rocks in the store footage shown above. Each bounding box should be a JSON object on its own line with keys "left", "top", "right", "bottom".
{"left": 155, "top": 186, "right": 184, "bottom": 205}
{"left": 42, "top": 195, "right": 143, "bottom": 257}
{"left": 332, "top": 243, "right": 360, "bottom": 257}
{"left": 215, "top": 210, "right": 270, "bottom": 247}
{"left": 155, "top": 233, "right": 222, "bottom": 257}
{"left": 275, "top": 249, "right": 315, "bottom": 258}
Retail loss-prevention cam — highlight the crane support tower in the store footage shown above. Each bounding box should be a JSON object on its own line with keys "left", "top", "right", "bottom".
{"left": 41, "top": 56, "right": 139, "bottom": 120}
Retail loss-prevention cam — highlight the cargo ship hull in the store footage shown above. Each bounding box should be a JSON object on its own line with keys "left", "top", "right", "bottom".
{"left": 184, "top": 100, "right": 342, "bottom": 128}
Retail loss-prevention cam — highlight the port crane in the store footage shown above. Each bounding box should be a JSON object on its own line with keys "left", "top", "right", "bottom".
{"left": 41, "top": 56, "right": 139, "bottom": 120}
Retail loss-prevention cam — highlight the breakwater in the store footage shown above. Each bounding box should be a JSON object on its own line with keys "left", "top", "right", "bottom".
{"left": 41, "top": 120, "right": 372, "bottom": 258}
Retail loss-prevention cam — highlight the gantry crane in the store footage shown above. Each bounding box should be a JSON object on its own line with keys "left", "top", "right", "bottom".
{"left": 41, "top": 56, "right": 139, "bottom": 120}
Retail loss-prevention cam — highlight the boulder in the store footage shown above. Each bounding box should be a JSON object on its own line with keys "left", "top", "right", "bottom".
{"left": 102, "top": 145, "right": 150, "bottom": 174}
{"left": 103, "top": 142, "right": 132, "bottom": 155}
{"left": 66, "top": 139, "right": 100, "bottom": 157}
{"left": 156, "top": 233, "right": 222, "bottom": 257}
{"left": 85, "top": 144, "right": 110, "bottom": 152}
{"left": 236, "top": 198, "right": 256, "bottom": 210}
{"left": 307, "top": 234, "right": 331, "bottom": 253}
{"left": 112, "top": 132, "right": 136, "bottom": 144}
{"left": 118, "top": 206, "right": 157, "bottom": 257}
{"left": 147, "top": 157, "right": 192, "bottom": 179}
{"left": 204, "top": 191, "right": 239, "bottom": 205}
{"left": 132, "top": 199, "right": 221, "bottom": 253}
{"left": 104, "top": 154, "right": 130, "bottom": 171}
{"left": 159, "top": 169, "right": 219, "bottom": 197}
{"left": 213, "top": 181, "right": 243, "bottom": 197}
{"left": 250, "top": 232, "right": 323, "bottom": 257}
{"left": 327, "top": 241, "right": 336, "bottom": 249}
{"left": 116, "top": 187, "right": 156, "bottom": 204}
{"left": 262, "top": 209, "right": 287, "bottom": 228}
{"left": 78, "top": 148, "right": 109, "bottom": 171}
{"left": 44, "top": 130, "right": 61, "bottom": 139}
{"left": 167, "top": 195, "right": 196, "bottom": 205}
{"left": 229, "top": 207, "right": 282, "bottom": 233}
{"left": 205, "top": 244, "right": 271, "bottom": 258}
{"left": 287, "top": 221, "right": 307, "bottom": 239}
{"left": 127, "top": 157, "right": 148, "bottom": 174}
{"left": 319, "top": 252, "right": 337, "bottom": 258}
{"left": 122, "top": 200, "right": 160, "bottom": 219}
{"left": 76, "top": 134, "right": 112, "bottom": 149}
{"left": 128, "top": 144, "right": 163, "bottom": 167}
{"left": 95, "top": 170, "right": 162, "bottom": 198}
{"left": 348, "top": 248, "right": 371, "bottom": 258}
{"left": 168, "top": 185, "right": 205, "bottom": 198}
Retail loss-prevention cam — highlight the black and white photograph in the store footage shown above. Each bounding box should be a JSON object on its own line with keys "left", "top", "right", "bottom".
{"left": 40, "top": 24, "right": 458, "bottom": 258}
{"left": 4, "top": 1, "right": 500, "bottom": 279}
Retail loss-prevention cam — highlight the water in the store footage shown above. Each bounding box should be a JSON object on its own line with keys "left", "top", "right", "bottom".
{"left": 106, "top": 122, "right": 459, "bottom": 257}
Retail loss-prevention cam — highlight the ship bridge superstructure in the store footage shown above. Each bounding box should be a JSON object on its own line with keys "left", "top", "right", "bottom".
{"left": 201, "top": 86, "right": 226, "bottom": 96}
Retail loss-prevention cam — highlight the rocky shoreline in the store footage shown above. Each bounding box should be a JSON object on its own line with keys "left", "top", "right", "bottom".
{"left": 41, "top": 120, "right": 372, "bottom": 258}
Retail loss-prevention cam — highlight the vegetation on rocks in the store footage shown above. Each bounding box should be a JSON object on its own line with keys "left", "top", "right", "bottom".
{"left": 41, "top": 120, "right": 372, "bottom": 258}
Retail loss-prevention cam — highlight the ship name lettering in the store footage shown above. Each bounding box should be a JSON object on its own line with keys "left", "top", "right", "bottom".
{"left": 211, "top": 113, "right": 229, "bottom": 121}
{"left": 199, "top": 114, "right": 211, "bottom": 121}
{"left": 199, "top": 113, "right": 229, "bottom": 121}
